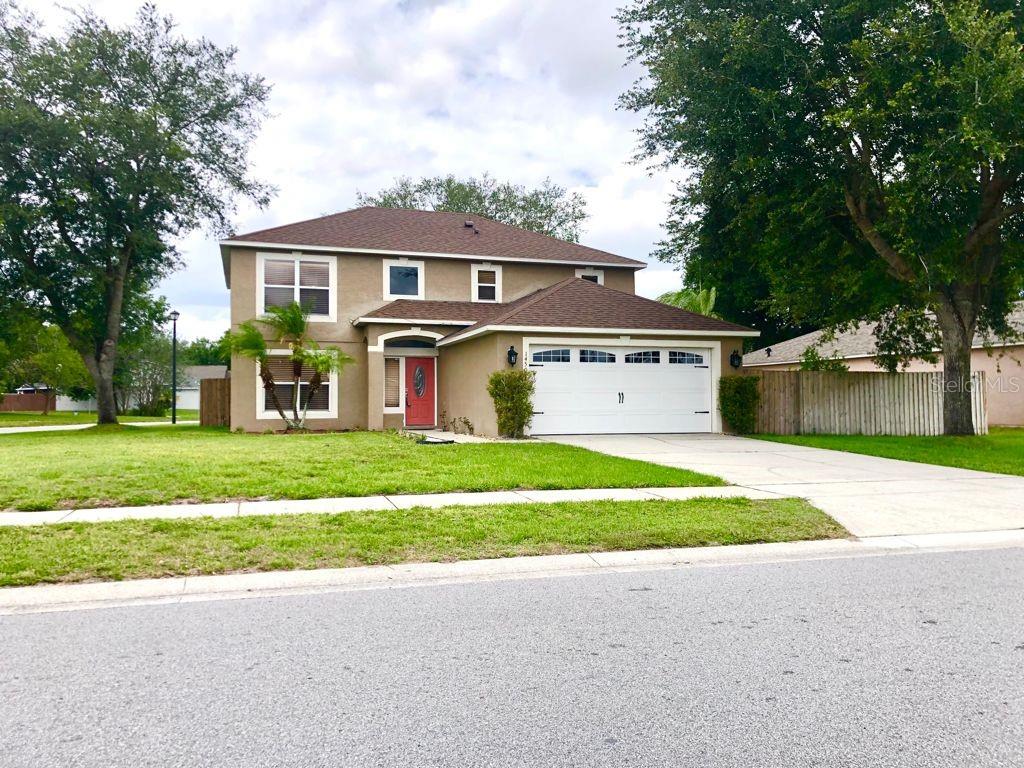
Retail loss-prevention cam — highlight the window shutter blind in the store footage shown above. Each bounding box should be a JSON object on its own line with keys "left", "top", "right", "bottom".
{"left": 263, "top": 260, "right": 295, "bottom": 285}
{"left": 384, "top": 358, "right": 400, "bottom": 408}
{"left": 265, "top": 357, "right": 315, "bottom": 383}
{"left": 298, "top": 261, "right": 330, "bottom": 287}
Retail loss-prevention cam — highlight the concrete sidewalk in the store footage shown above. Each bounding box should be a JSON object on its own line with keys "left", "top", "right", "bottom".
{"left": 2, "top": 527, "right": 1022, "bottom": 615}
{"left": 0, "top": 420, "right": 199, "bottom": 435}
{"left": 0, "top": 485, "right": 780, "bottom": 527}
{"left": 544, "top": 434, "right": 1024, "bottom": 537}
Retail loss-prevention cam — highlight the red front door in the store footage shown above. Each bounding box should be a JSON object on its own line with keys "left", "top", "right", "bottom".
{"left": 404, "top": 357, "right": 436, "bottom": 427}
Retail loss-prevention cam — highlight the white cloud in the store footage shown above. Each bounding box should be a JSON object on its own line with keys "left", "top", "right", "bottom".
{"left": 28, "top": 0, "right": 686, "bottom": 339}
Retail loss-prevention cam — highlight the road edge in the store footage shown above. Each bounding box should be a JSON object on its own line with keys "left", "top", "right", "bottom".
{"left": 2, "top": 529, "right": 1022, "bottom": 615}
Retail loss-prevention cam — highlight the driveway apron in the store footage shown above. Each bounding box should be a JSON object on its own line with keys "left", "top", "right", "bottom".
{"left": 542, "top": 434, "right": 1024, "bottom": 537}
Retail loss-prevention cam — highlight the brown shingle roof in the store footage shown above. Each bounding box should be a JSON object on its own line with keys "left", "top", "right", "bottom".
{"left": 226, "top": 207, "right": 645, "bottom": 267}
{"left": 358, "top": 299, "right": 504, "bottom": 325}
{"left": 438, "top": 278, "right": 757, "bottom": 344}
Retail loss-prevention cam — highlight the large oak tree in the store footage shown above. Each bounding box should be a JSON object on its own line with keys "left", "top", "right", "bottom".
{"left": 0, "top": 4, "right": 270, "bottom": 423}
{"left": 358, "top": 174, "right": 588, "bottom": 242}
{"left": 620, "top": 0, "right": 1024, "bottom": 433}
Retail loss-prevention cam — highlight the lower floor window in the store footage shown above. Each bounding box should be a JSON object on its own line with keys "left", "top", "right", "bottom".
{"left": 263, "top": 356, "right": 333, "bottom": 415}
{"left": 265, "top": 382, "right": 331, "bottom": 412}
{"left": 669, "top": 351, "right": 704, "bottom": 365}
{"left": 624, "top": 350, "right": 660, "bottom": 364}
{"left": 384, "top": 358, "right": 401, "bottom": 408}
{"left": 532, "top": 348, "right": 571, "bottom": 363}
{"left": 580, "top": 349, "right": 616, "bottom": 363}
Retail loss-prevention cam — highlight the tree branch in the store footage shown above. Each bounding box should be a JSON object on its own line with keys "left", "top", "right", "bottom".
{"left": 842, "top": 185, "right": 916, "bottom": 282}
{"left": 964, "top": 202, "right": 1024, "bottom": 255}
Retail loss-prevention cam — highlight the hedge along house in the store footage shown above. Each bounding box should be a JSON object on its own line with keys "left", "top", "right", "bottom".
{"left": 221, "top": 207, "right": 758, "bottom": 436}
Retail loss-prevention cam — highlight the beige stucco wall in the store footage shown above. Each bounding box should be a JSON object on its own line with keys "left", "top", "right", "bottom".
{"left": 747, "top": 346, "right": 1024, "bottom": 426}
{"left": 227, "top": 245, "right": 636, "bottom": 431}
{"left": 438, "top": 331, "right": 748, "bottom": 437}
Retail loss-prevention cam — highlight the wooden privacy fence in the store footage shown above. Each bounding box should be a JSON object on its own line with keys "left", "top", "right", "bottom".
{"left": 755, "top": 371, "right": 988, "bottom": 436}
{"left": 0, "top": 392, "right": 56, "bottom": 412}
{"left": 199, "top": 378, "right": 230, "bottom": 427}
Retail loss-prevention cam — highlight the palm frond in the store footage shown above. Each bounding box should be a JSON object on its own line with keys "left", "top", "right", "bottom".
{"left": 259, "top": 302, "right": 310, "bottom": 344}
{"left": 658, "top": 286, "right": 719, "bottom": 318}
{"left": 223, "top": 321, "right": 268, "bottom": 362}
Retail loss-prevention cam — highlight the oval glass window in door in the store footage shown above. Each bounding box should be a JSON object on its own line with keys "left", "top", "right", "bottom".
{"left": 413, "top": 365, "right": 426, "bottom": 397}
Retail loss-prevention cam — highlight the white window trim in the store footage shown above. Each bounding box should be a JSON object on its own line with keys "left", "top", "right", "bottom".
{"left": 383, "top": 356, "right": 405, "bottom": 414}
{"left": 367, "top": 328, "right": 445, "bottom": 352}
{"left": 522, "top": 337, "right": 723, "bottom": 434}
{"left": 575, "top": 268, "right": 604, "bottom": 285}
{"left": 383, "top": 258, "right": 425, "bottom": 301}
{"left": 256, "top": 349, "right": 338, "bottom": 420}
{"left": 471, "top": 263, "right": 502, "bottom": 303}
{"left": 256, "top": 252, "right": 336, "bottom": 323}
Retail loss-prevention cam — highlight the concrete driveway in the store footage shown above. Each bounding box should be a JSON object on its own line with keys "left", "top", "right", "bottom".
{"left": 543, "top": 434, "right": 1024, "bottom": 537}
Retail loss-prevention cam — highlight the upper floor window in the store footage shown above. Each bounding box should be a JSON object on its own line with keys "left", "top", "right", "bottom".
{"left": 472, "top": 263, "right": 502, "bottom": 303}
{"left": 258, "top": 253, "right": 335, "bottom": 322}
{"left": 575, "top": 268, "right": 604, "bottom": 285}
{"left": 384, "top": 259, "right": 425, "bottom": 301}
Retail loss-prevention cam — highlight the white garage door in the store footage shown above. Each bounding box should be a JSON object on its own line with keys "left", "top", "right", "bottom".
{"left": 529, "top": 345, "right": 714, "bottom": 435}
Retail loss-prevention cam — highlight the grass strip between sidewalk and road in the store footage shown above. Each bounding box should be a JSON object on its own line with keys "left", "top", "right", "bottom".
{"left": 755, "top": 427, "right": 1024, "bottom": 477}
{"left": 0, "top": 426, "right": 723, "bottom": 511}
{"left": 0, "top": 497, "right": 845, "bottom": 587}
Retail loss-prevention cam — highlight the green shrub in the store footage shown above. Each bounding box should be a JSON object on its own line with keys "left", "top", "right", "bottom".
{"left": 126, "top": 393, "right": 172, "bottom": 417}
{"left": 487, "top": 369, "right": 535, "bottom": 438}
{"left": 799, "top": 346, "right": 848, "bottom": 372}
{"left": 719, "top": 375, "right": 760, "bottom": 434}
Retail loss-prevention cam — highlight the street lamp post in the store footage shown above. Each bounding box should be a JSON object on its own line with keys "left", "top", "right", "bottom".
{"left": 169, "top": 310, "right": 180, "bottom": 424}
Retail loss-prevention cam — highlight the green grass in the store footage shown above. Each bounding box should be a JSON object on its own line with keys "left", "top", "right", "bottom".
{"left": 0, "top": 497, "right": 844, "bottom": 587}
{"left": 756, "top": 427, "right": 1024, "bottom": 476}
{"left": 0, "top": 426, "right": 723, "bottom": 511}
{"left": 0, "top": 410, "right": 199, "bottom": 428}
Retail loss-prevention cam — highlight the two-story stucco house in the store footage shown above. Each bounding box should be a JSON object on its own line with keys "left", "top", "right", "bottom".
{"left": 220, "top": 207, "right": 758, "bottom": 436}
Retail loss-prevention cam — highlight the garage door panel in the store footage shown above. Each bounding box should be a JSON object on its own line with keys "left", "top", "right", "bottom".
{"left": 530, "top": 345, "right": 713, "bottom": 435}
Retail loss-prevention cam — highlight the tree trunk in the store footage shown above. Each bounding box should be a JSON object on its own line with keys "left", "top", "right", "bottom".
{"left": 81, "top": 340, "right": 120, "bottom": 425}
{"left": 94, "top": 369, "right": 119, "bottom": 424}
{"left": 934, "top": 298, "right": 976, "bottom": 436}
{"left": 258, "top": 361, "right": 290, "bottom": 425}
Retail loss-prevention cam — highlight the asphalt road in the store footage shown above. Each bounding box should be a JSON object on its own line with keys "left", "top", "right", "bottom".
{"left": 1, "top": 548, "right": 1022, "bottom": 768}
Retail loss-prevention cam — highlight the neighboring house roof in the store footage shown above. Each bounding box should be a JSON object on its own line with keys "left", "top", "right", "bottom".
{"left": 744, "top": 302, "right": 1024, "bottom": 366}
{"left": 356, "top": 299, "right": 504, "bottom": 327}
{"left": 220, "top": 208, "right": 644, "bottom": 286}
{"left": 437, "top": 278, "right": 758, "bottom": 346}
{"left": 183, "top": 365, "right": 229, "bottom": 380}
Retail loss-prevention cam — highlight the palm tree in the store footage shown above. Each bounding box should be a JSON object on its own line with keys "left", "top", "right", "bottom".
{"left": 224, "top": 302, "right": 353, "bottom": 430}
{"left": 658, "top": 285, "right": 719, "bottom": 318}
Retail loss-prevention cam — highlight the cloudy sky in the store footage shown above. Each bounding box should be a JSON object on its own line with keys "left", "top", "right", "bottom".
{"left": 31, "top": 0, "right": 685, "bottom": 340}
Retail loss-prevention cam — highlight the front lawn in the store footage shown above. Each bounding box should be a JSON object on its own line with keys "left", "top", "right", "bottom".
{"left": 0, "top": 497, "right": 844, "bottom": 587}
{"left": 0, "top": 426, "right": 723, "bottom": 511}
{"left": 756, "top": 427, "right": 1024, "bottom": 476}
{"left": 0, "top": 410, "right": 199, "bottom": 428}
